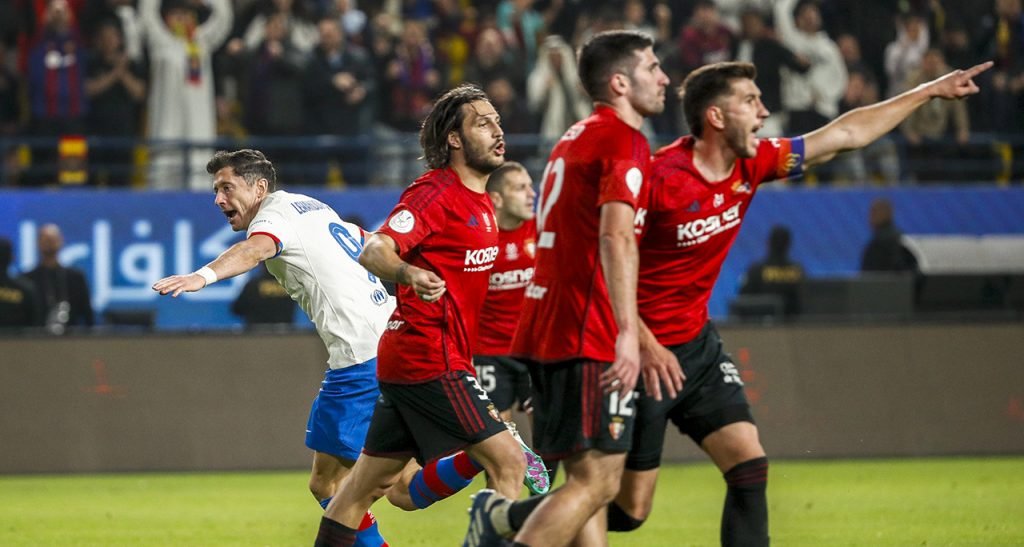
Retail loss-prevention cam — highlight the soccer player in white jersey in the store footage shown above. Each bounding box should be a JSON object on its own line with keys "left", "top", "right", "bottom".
{"left": 153, "top": 149, "right": 394, "bottom": 546}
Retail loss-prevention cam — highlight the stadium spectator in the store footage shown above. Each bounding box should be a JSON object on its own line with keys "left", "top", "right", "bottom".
{"left": 0, "top": 237, "right": 42, "bottom": 330}
{"left": 84, "top": 20, "right": 146, "bottom": 187}
{"left": 732, "top": 8, "right": 809, "bottom": 136}
{"left": 497, "top": 0, "right": 544, "bottom": 74}
{"left": 25, "top": 0, "right": 87, "bottom": 186}
{"left": 715, "top": 0, "right": 772, "bottom": 33}
{"left": 677, "top": 0, "right": 734, "bottom": 76}
{"left": 139, "top": 0, "right": 232, "bottom": 190}
{"left": 611, "top": 58, "right": 988, "bottom": 547}
{"left": 832, "top": 69, "right": 900, "bottom": 185}
{"left": 237, "top": 0, "right": 317, "bottom": 55}
{"left": 231, "top": 265, "right": 297, "bottom": 328}
{"left": 316, "top": 84, "right": 541, "bottom": 545}
{"left": 24, "top": 223, "right": 94, "bottom": 332}
{"left": 464, "top": 27, "right": 524, "bottom": 98}
{"left": 0, "top": 41, "right": 23, "bottom": 137}
{"left": 431, "top": 0, "right": 474, "bottom": 88}
{"left": 333, "top": 0, "right": 367, "bottom": 43}
{"left": 901, "top": 48, "right": 973, "bottom": 182}
{"left": 775, "top": 0, "right": 847, "bottom": 135}
{"left": 526, "top": 34, "right": 590, "bottom": 146}
{"left": 302, "top": 16, "right": 375, "bottom": 184}
{"left": 884, "top": 12, "right": 930, "bottom": 97}
{"left": 381, "top": 19, "right": 440, "bottom": 132}
{"left": 153, "top": 149, "right": 393, "bottom": 545}
{"left": 978, "top": 0, "right": 1024, "bottom": 140}
{"left": 739, "top": 225, "right": 804, "bottom": 317}
{"left": 836, "top": 32, "right": 871, "bottom": 77}
{"left": 862, "top": 197, "right": 918, "bottom": 273}
{"left": 486, "top": 76, "right": 534, "bottom": 135}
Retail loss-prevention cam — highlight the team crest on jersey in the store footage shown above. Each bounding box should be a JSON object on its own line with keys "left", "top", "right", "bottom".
{"left": 713, "top": 193, "right": 725, "bottom": 207}
{"left": 625, "top": 167, "right": 643, "bottom": 198}
{"left": 388, "top": 209, "right": 415, "bottom": 233}
{"left": 506, "top": 242, "right": 519, "bottom": 260}
{"left": 524, "top": 239, "right": 536, "bottom": 258}
{"left": 732, "top": 180, "right": 752, "bottom": 195}
{"left": 608, "top": 417, "right": 626, "bottom": 440}
{"left": 486, "top": 403, "right": 502, "bottom": 423}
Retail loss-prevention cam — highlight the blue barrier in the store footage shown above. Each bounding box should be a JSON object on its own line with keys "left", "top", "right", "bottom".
{"left": 2, "top": 187, "right": 1023, "bottom": 328}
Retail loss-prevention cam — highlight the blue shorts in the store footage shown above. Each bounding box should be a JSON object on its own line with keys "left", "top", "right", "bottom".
{"left": 305, "top": 359, "right": 381, "bottom": 461}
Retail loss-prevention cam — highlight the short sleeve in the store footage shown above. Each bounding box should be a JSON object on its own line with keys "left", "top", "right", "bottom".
{"left": 247, "top": 208, "right": 290, "bottom": 257}
{"left": 377, "top": 185, "right": 447, "bottom": 255}
{"left": 753, "top": 137, "right": 806, "bottom": 184}
{"left": 596, "top": 131, "right": 649, "bottom": 209}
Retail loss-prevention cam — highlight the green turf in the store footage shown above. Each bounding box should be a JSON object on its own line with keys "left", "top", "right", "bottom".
{"left": 1, "top": 457, "right": 1021, "bottom": 546}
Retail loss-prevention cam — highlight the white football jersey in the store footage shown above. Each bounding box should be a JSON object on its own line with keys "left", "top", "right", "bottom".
{"left": 247, "top": 191, "right": 395, "bottom": 369}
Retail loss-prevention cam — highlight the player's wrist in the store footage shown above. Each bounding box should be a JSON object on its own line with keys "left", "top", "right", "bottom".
{"left": 194, "top": 266, "right": 218, "bottom": 287}
{"left": 396, "top": 262, "right": 411, "bottom": 285}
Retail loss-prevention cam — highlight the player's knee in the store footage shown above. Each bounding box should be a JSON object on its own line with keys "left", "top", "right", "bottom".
{"left": 308, "top": 474, "right": 336, "bottom": 501}
{"left": 724, "top": 456, "right": 769, "bottom": 490}
{"left": 607, "top": 501, "right": 646, "bottom": 532}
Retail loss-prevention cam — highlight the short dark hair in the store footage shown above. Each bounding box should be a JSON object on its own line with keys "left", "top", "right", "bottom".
{"left": 206, "top": 149, "right": 277, "bottom": 190}
{"left": 577, "top": 30, "right": 654, "bottom": 103}
{"left": 485, "top": 161, "right": 527, "bottom": 193}
{"left": 420, "top": 84, "right": 490, "bottom": 170}
{"left": 681, "top": 61, "right": 757, "bottom": 138}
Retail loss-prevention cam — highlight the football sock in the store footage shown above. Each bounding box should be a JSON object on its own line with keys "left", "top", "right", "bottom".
{"left": 721, "top": 456, "right": 769, "bottom": 547}
{"left": 319, "top": 497, "right": 332, "bottom": 510}
{"left": 353, "top": 511, "right": 388, "bottom": 547}
{"left": 314, "top": 516, "right": 357, "bottom": 547}
{"left": 408, "top": 451, "right": 484, "bottom": 509}
{"left": 607, "top": 501, "right": 645, "bottom": 532}
{"left": 507, "top": 493, "right": 547, "bottom": 531}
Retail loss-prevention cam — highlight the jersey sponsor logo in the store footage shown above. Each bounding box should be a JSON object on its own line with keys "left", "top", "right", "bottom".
{"left": 676, "top": 203, "right": 742, "bottom": 246}
{"left": 489, "top": 267, "right": 534, "bottom": 290}
{"left": 289, "top": 199, "right": 329, "bottom": 214}
{"left": 720, "top": 361, "right": 744, "bottom": 385}
{"left": 386, "top": 320, "right": 404, "bottom": 330}
{"left": 525, "top": 283, "right": 548, "bottom": 300}
{"left": 388, "top": 210, "right": 415, "bottom": 234}
{"left": 732, "top": 180, "right": 752, "bottom": 195}
{"left": 464, "top": 246, "right": 500, "bottom": 272}
{"left": 371, "top": 289, "right": 389, "bottom": 306}
{"left": 560, "top": 123, "right": 585, "bottom": 141}
{"left": 634, "top": 207, "right": 648, "bottom": 232}
{"left": 625, "top": 167, "right": 643, "bottom": 198}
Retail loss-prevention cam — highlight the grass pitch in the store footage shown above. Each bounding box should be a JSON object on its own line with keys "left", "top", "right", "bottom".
{"left": 1, "top": 457, "right": 1021, "bottom": 546}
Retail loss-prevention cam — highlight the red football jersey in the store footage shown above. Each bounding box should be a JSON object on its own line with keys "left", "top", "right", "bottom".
{"left": 375, "top": 167, "right": 500, "bottom": 383}
{"left": 512, "top": 105, "right": 651, "bottom": 363}
{"left": 639, "top": 136, "right": 805, "bottom": 346}
{"left": 476, "top": 220, "right": 537, "bottom": 356}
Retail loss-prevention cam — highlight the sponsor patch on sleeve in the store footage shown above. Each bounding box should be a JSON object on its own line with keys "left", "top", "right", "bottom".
{"left": 387, "top": 209, "right": 415, "bottom": 234}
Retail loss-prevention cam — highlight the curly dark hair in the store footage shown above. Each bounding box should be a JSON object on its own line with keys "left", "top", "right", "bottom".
{"left": 206, "top": 149, "right": 277, "bottom": 190}
{"left": 419, "top": 84, "right": 490, "bottom": 170}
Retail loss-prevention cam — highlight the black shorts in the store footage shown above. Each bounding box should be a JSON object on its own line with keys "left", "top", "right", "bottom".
{"left": 528, "top": 359, "right": 635, "bottom": 462}
{"left": 627, "top": 322, "right": 754, "bottom": 471}
{"left": 474, "top": 355, "right": 532, "bottom": 413}
{"left": 362, "top": 371, "right": 508, "bottom": 465}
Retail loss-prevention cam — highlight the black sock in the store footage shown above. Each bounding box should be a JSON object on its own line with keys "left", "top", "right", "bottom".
{"left": 607, "top": 501, "right": 645, "bottom": 532}
{"left": 721, "top": 457, "right": 769, "bottom": 547}
{"left": 508, "top": 494, "right": 547, "bottom": 531}
{"left": 314, "top": 516, "right": 358, "bottom": 547}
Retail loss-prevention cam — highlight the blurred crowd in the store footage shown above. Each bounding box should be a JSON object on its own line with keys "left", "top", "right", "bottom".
{"left": 1, "top": 0, "right": 1022, "bottom": 187}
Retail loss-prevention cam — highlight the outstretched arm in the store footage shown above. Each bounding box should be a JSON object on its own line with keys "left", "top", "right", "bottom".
{"left": 152, "top": 234, "right": 277, "bottom": 297}
{"left": 803, "top": 61, "right": 993, "bottom": 166}
{"left": 359, "top": 233, "right": 446, "bottom": 302}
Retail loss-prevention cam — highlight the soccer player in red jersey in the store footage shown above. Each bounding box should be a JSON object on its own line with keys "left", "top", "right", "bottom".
{"left": 313, "top": 84, "right": 527, "bottom": 547}
{"left": 474, "top": 162, "right": 537, "bottom": 423}
{"left": 611, "top": 60, "right": 992, "bottom": 546}
{"left": 463, "top": 30, "right": 683, "bottom": 547}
